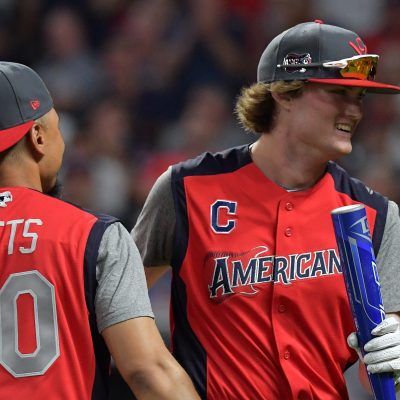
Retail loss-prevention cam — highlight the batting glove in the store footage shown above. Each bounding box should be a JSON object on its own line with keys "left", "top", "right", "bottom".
{"left": 347, "top": 316, "right": 400, "bottom": 388}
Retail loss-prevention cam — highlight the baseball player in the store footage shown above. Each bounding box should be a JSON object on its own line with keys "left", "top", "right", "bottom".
{"left": 0, "top": 62, "right": 200, "bottom": 400}
{"left": 132, "top": 21, "right": 400, "bottom": 399}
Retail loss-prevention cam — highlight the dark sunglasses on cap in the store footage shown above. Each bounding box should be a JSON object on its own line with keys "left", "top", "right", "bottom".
{"left": 277, "top": 54, "right": 379, "bottom": 81}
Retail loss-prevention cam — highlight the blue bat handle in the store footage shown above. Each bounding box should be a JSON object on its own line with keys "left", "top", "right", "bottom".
{"left": 331, "top": 204, "right": 396, "bottom": 400}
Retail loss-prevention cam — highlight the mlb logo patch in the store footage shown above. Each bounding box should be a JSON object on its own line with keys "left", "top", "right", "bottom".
{"left": 0, "top": 191, "right": 12, "bottom": 207}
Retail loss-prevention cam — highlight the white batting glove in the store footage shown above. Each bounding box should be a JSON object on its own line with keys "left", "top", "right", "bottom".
{"left": 347, "top": 316, "right": 400, "bottom": 388}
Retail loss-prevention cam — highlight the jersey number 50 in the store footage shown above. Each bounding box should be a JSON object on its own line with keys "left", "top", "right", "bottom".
{"left": 0, "top": 270, "right": 59, "bottom": 377}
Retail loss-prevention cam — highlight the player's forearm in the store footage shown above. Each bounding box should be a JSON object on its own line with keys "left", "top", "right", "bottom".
{"left": 103, "top": 318, "right": 200, "bottom": 399}
{"left": 126, "top": 361, "right": 200, "bottom": 400}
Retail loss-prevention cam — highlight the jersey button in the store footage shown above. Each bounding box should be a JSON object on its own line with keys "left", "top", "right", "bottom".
{"left": 285, "top": 202, "right": 294, "bottom": 211}
{"left": 278, "top": 304, "right": 286, "bottom": 313}
{"left": 298, "top": 393, "right": 310, "bottom": 400}
{"left": 283, "top": 351, "right": 291, "bottom": 360}
{"left": 284, "top": 227, "right": 292, "bottom": 237}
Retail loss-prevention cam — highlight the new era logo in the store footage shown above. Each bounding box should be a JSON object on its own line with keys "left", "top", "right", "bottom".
{"left": 30, "top": 100, "right": 40, "bottom": 110}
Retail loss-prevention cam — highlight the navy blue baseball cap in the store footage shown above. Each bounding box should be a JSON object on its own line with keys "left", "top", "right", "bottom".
{"left": 0, "top": 62, "right": 53, "bottom": 152}
{"left": 257, "top": 20, "right": 400, "bottom": 94}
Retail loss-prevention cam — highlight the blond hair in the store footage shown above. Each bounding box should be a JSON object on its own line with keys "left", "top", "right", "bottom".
{"left": 235, "top": 80, "right": 305, "bottom": 134}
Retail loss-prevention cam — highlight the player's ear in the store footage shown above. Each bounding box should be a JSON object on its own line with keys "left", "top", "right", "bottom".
{"left": 26, "top": 120, "right": 46, "bottom": 158}
{"left": 270, "top": 91, "right": 293, "bottom": 111}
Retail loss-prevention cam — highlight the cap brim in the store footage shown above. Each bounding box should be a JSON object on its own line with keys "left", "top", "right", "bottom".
{"left": 0, "top": 120, "right": 34, "bottom": 152}
{"left": 307, "top": 78, "right": 400, "bottom": 94}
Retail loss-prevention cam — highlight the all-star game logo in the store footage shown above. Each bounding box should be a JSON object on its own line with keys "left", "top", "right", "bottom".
{"left": 205, "top": 245, "right": 342, "bottom": 303}
{"left": 205, "top": 246, "right": 269, "bottom": 303}
{"left": 282, "top": 53, "right": 312, "bottom": 73}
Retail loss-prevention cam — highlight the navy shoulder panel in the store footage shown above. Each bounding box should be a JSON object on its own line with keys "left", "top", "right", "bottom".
{"left": 172, "top": 144, "right": 252, "bottom": 180}
{"left": 327, "top": 161, "right": 388, "bottom": 208}
{"left": 83, "top": 211, "right": 119, "bottom": 400}
{"left": 83, "top": 209, "right": 119, "bottom": 321}
{"left": 84, "top": 212, "right": 119, "bottom": 315}
{"left": 327, "top": 161, "right": 388, "bottom": 254}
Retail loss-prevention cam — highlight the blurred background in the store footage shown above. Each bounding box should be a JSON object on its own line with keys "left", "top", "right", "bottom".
{"left": 3, "top": 0, "right": 400, "bottom": 398}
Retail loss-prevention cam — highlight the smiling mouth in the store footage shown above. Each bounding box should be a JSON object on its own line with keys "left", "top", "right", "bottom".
{"left": 335, "top": 123, "right": 352, "bottom": 133}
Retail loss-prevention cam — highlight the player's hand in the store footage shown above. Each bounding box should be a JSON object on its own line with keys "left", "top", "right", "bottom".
{"left": 347, "top": 316, "right": 400, "bottom": 388}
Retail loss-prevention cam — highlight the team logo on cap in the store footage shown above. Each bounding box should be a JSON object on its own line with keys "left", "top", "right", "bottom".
{"left": 0, "top": 191, "right": 12, "bottom": 208}
{"left": 282, "top": 53, "right": 312, "bottom": 73}
{"left": 30, "top": 100, "right": 40, "bottom": 110}
{"left": 349, "top": 38, "right": 367, "bottom": 55}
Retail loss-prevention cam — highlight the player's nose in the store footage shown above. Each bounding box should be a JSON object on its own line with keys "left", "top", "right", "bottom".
{"left": 343, "top": 99, "right": 363, "bottom": 120}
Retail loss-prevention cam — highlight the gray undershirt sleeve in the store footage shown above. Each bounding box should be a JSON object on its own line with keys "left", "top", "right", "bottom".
{"left": 95, "top": 222, "right": 154, "bottom": 333}
{"left": 131, "top": 168, "right": 175, "bottom": 267}
{"left": 376, "top": 200, "right": 400, "bottom": 313}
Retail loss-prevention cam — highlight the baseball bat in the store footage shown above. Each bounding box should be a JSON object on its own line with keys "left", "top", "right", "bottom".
{"left": 331, "top": 204, "right": 396, "bottom": 400}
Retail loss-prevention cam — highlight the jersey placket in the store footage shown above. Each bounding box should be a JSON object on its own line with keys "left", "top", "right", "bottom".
{"left": 271, "top": 192, "right": 309, "bottom": 400}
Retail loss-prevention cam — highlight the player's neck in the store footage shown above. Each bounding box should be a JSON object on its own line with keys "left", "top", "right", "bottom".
{"left": 0, "top": 159, "right": 43, "bottom": 192}
{"left": 250, "top": 135, "right": 327, "bottom": 191}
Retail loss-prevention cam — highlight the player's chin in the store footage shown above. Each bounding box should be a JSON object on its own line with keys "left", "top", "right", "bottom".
{"left": 328, "top": 142, "right": 353, "bottom": 160}
{"left": 338, "top": 142, "right": 352, "bottom": 155}
{"left": 336, "top": 133, "right": 353, "bottom": 149}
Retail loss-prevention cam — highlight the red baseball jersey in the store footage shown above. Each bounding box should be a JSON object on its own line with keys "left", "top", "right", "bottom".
{"left": 169, "top": 146, "right": 388, "bottom": 399}
{"left": 0, "top": 187, "right": 117, "bottom": 399}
